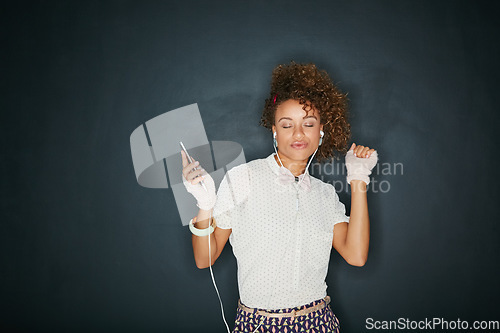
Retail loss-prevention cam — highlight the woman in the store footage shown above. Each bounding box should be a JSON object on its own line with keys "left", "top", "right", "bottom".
{"left": 182, "top": 61, "right": 378, "bottom": 332}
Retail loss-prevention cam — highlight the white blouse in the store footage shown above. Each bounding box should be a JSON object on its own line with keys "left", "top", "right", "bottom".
{"left": 213, "top": 153, "right": 350, "bottom": 310}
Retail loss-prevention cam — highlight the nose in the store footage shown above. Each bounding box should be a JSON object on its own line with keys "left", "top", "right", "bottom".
{"left": 293, "top": 126, "right": 305, "bottom": 140}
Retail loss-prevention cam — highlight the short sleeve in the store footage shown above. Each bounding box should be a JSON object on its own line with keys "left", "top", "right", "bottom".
{"left": 324, "top": 184, "right": 350, "bottom": 225}
{"left": 212, "top": 164, "right": 250, "bottom": 229}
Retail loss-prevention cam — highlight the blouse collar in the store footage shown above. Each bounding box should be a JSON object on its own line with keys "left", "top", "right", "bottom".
{"left": 265, "top": 153, "right": 311, "bottom": 181}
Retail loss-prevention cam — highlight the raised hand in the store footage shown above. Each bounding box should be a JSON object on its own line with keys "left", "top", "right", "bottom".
{"left": 345, "top": 143, "right": 378, "bottom": 185}
{"left": 181, "top": 150, "right": 216, "bottom": 210}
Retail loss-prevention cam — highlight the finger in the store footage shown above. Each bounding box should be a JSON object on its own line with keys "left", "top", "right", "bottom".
{"left": 361, "top": 146, "right": 370, "bottom": 158}
{"left": 349, "top": 143, "right": 356, "bottom": 151}
{"left": 181, "top": 150, "right": 188, "bottom": 167}
{"left": 184, "top": 165, "right": 201, "bottom": 181}
{"left": 355, "top": 146, "right": 369, "bottom": 157}
{"left": 186, "top": 168, "right": 205, "bottom": 183}
{"left": 367, "top": 148, "right": 376, "bottom": 158}
{"left": 182, "top": 160, "right": 200, "bottom": 178}
{"left": 191, "top": 168, "right": 208, "bottom": 184}
{"left": 181, "top": 150, "right": 199, "bottom": 170}
{"left": 190, "top": 173, "right": 205, "bottom": 185}
{"left": 354, "top": 145, "right": 364, "bottom": 157}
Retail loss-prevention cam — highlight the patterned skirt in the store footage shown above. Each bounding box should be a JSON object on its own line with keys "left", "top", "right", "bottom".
{"left": 232, "top": 297, "right": 340, "bottom": 333}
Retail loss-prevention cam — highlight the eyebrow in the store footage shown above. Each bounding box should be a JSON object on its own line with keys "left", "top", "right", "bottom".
{"left": 278, "top": 115, "right": 318, "bottom": 122}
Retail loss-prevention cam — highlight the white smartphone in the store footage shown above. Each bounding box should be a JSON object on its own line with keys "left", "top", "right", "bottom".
{"left": 179, "top": 141, "right": 207, "bottom": 191}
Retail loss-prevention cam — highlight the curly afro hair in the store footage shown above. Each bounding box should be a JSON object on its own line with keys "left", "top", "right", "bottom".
{"left": 260, "top": 61, "right": 351, "bottom": 162}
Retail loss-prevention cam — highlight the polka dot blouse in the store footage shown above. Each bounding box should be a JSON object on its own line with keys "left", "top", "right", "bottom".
{"left": 213, "top": 153, "right": 350, "bottom": 310}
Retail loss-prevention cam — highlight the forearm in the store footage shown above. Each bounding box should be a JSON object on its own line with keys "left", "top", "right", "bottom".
{"left": 192, "top": 208, "right": 217, "bottom": 268}
{"left": 345, "top": 180, "right": 370, "bottom": 264}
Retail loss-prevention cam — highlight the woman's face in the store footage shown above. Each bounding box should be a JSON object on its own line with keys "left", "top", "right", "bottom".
{"left": 272, "top": 99, "right": 323, "bottom": 163}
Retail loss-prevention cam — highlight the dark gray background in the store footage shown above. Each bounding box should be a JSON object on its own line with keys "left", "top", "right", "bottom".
{"left": 2, "top": 1, "right": 499, "bottom": 332}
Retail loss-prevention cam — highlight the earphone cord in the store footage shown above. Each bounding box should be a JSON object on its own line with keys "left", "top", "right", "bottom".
{"left": 208, "top": 209, "right": 232, "bottom": 333}
{"left": 206, "top": 144, "right": 319, "bottom": 333}
{"left": 251, "top": 146, "right": 319, "bottom": 333}
{"left": 273, "top": 144, "right": 319, "bottom": 188}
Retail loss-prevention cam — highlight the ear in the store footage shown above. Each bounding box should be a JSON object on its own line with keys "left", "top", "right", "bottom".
{"left": 320, "top": 124, "right": 324, "bottom": 134}
{"left": 272, "top": 125, "right": 276, "bottom": 135}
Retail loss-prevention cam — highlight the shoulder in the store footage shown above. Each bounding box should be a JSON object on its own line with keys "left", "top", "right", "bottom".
{"left": 216, "top": 157, "right": 268, "bottom": 202}
{"left": 220, "top": 157, "right": 266, "bottom": 189}
{"left": 225, "top": 156, "right": 268, "bottom": 178}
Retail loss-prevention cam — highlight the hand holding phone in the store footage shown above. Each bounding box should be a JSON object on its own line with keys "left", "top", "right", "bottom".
{"left": 180, "top": 143, "right": 216, "bottom": 210}
{"left": 180, "top": 142, "right": 208, "bottom": 191}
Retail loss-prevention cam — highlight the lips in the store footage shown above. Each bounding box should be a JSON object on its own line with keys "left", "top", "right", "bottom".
{"left": 291, "top": 141, "right": 308, "bottom": 149}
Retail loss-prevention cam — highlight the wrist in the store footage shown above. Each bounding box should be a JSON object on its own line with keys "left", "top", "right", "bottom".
{"left": 350, "top": 179, "right": 368, "bottom": 192}
{"left": 189, "top": 217, "right": 216, "bottom": 236}
{"left": 347, "top": 173, "right": 370, "bottom": 185}
{"left": 196, "top": 199, "right": 216, "bottom": 211}
{"left": 192, "top": 218, "right": 211, "bottom": 229}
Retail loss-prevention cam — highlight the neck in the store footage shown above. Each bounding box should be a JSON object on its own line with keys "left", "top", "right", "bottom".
{"left": 274, "top": 152, "right": 308, "bottom": 177}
